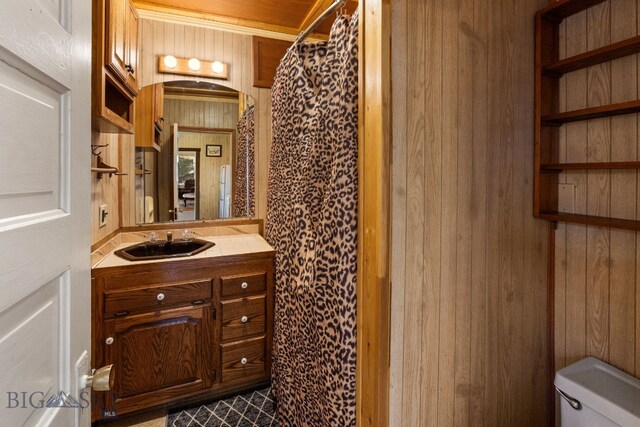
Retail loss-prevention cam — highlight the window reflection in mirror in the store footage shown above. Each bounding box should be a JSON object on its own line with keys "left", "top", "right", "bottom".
{"left": 135, "top": 81, "right": 255, "bottom": 224}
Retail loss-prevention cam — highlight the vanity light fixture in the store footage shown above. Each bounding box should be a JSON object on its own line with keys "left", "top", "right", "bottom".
{"left": 211, "top": 61, "right": 224, "bottom": 74}
{"left": 163, "top": 55, "right": 177, "bottom": 69}
{"left": 158, "top": 55, "right": 229, "bottom": 80}
{"left": 188, "top": 58, "right": 201, "bottom": 71}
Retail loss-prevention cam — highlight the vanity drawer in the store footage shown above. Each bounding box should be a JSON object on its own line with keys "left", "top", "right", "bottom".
{"left": 221, "top": 336, "right": 266, "bottom": 382}
{"left": 221, "top": 272, "right": 266, "bottom": 298}
{"left": 221, "top": 296, "right": 266, "bottom": 341}
{"left": 104, "top": 280, "right": 212, "bottom": 317}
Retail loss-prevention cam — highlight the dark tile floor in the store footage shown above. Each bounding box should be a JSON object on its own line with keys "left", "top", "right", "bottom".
{"left": 168, "top": 387, "right": 278, "bottom": 427}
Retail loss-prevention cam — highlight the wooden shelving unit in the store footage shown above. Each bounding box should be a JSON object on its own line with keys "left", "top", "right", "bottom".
{"left": 535, "top": 0, "right": 640, "bottom": 231}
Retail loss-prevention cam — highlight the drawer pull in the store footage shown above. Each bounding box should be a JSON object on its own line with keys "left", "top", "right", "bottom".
{"left": 105, "top": 337, "right": 114, "bottom": 345}
{"left": 191, "top": 300, "right": 205, "bottom": 305}
{"left": 114, "top": 311, "right": 129, "bottom": 317}
{"left": 157, "top": 293, "right": 165, "bottom": 301}
{"left": 241, "top": 282, "right": 249, "bottom": 290}
{"left": 241, "top": 316, "right": 249, "bottom": 323}
{"left": 241, "top": 357, "right": 248, "bottom": 365}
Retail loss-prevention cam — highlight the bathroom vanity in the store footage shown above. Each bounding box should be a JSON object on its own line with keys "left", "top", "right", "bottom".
{"left": 91, "top": 233, "right": 274, "bottom": 422}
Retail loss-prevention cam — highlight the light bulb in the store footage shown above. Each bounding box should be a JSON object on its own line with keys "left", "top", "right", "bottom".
{"left": 188, "top": 58, "right": 201, "bottom": 71}
{"left": 211, "top": 61, "right": 224, "bottom": 74}
{"left": 163, "top": 55, "right": 177, "bottom": 68}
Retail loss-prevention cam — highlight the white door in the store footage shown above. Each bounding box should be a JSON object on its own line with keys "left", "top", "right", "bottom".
{"left": 0, "top": 0, "right": 92, "bottom": 426}
{"left": 173, "top": 123, "right": 179, "bottom": 216}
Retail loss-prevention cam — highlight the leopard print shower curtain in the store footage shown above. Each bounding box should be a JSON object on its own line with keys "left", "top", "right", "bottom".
{"left": 266, "top": 12, "right": 359, "bottom": 427}
{"left": 233, "top": 105, "right": 255, "bottom": 217}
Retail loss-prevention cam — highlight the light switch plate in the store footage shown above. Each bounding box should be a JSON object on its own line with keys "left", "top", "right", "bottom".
{"left": 99, "top": 204, "right": 108, "bottom": 228}
{"left": 558, "top": 184, "right": 576, "bottom": 213}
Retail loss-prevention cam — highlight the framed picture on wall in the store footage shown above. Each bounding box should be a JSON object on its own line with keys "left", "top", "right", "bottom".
{"left": 206, "top": 145, "right": 222, "bottom": 157}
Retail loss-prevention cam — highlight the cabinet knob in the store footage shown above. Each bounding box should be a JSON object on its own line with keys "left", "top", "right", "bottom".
{"left": 105, "top": 337, "right": 114, "bottom": 345}
{"left": 157, "top": 293, "right": 165, "bottom": 301}
{"left": 241, "top": 316, "right": 249, "bottom": 323}
{"left": 241, "top": 357, "right": 248, "bottom": 365}
{"left": 241, "top": 282, "right": 249, "bottom": 289}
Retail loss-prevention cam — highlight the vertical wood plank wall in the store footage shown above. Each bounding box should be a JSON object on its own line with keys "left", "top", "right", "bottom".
{"left": 91, "top": 17, "right": 273, "bottom": 243}
{"left": 552, "top": 0, "right": 640, "bottom": 418}
{"left": 390, "top": 0, "right": 550, "bottom": 425}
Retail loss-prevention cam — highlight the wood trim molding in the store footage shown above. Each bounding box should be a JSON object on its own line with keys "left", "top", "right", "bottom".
{"left": 135, "top": 7, "right": 326, "bottom": 42}
{"left": 357, "top": 0, "right": 391, "bottom": 426}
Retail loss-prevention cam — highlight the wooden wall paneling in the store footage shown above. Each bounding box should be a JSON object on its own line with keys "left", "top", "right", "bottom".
{"left": 554, "top": 15, "right": 567, "bottom": 421}
{"left": 92, "top": 132, "right": 123, "bottom": 243}
{"left": 550, "top": 0, "right": 640, "bottom": 422}
{"left": 519, "top": 0, "right": 548, "bottom": 424}
{"left": 399, "top": 0, "right": 426, "bottom": 424}
{"left": 388, "top": 0, "right": 407, "bottom": 422}
{"left": 391, "top": 0, "right": 550, "bottom": 425}
{"left": 454, "top": 0, "right": 475, "bottom": 425}
{"left": 439, "top": 1, "right": 458, "bottom": 425}
{"left": 637, "top": 0, "right": 640, "bottom": 379}
{"left": 421, "top": 0, "right": 443, "bottom": 423}
{"left": 470, "top": 0, "right": 489, "bottom": 422}
{"left": 485, "top": 0, "right": 501, "bottom": 422}
{"left": 609, "top": 0, "right": 637, "bottom": 374}
{"left": 563, "top": 9, "right": 589, "bottom": 369}
{"left": 585, "top": 1, "right": 611, "bottom": 362}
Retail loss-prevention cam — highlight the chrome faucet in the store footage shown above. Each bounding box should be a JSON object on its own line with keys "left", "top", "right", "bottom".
{"left": 166, "top": 231, "right": 173, "bottom": 243}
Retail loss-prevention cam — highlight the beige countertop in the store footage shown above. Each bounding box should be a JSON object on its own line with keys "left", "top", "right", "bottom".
{"left": 93, "top": 233, "right": 274, "bottom": 269}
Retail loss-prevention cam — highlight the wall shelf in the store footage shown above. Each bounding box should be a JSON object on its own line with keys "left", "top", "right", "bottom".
{"left": 541, "top": 100, "right": 640, "bottom": 125}
{"left": 538, "top": 212, "right": 640, "bottom": 232}
{"left": 534, "top": 0, "right": 640, "bottom": 231}
{"left": 541, "top": 162, "right": 640, "bottom": 171}
{"left": 543, "top": 35, "right": 640, "bottom": 76}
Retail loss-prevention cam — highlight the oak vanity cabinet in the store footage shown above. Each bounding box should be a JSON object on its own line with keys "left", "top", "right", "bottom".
{"left": 91, "top": 253, "right": 274, "bottom": 422}
{"left": 92, "top": 0, "right": 139, "bottom": 134}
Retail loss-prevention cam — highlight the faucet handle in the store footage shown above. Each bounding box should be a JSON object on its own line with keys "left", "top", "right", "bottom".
{"left": 182, "top": 229, "right": 191, "bottom": 240}
{"left": 148, "top": 232, "right": 158, "bottom": 243}
{"left": 166, "top": 231, "right": 173, "bottom": 242}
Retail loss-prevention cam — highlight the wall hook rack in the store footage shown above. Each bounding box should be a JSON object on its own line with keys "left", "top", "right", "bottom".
{"left": 91, "top": 144, "right": 110, "bottom": 156}
{"left": 92, "top": 155, "right": 127, "bottom": 180}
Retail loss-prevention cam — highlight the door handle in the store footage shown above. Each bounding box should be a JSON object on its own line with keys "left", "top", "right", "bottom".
{"left": 81, "top": 364, "right": 115, "bottom": 392}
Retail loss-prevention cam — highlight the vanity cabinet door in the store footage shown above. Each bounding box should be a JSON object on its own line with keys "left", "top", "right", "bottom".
{"left": 101, "top": 304, "right": 214, "bottom": 416}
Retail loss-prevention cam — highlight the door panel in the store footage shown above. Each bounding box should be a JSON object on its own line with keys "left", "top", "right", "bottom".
{"left": 101, "top": 305, "right": 213, "bottom": 415}
{"left": 0, "top": 60, "right": 63, "bottom": 220}
{"left": 0, "top": 0, "right": 91, "bottom": 426}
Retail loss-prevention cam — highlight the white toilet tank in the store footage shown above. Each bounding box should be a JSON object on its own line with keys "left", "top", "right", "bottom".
{"left": 555, "top": 357, "right": 640, "bottom": 426}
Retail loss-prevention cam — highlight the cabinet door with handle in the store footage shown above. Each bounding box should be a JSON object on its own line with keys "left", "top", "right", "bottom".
{"left": 104, "top": 0, "right": 138, "bottom": 94}
{"left": 99, "top": 304, "right": 214, "bottom": 417}
{"left": 105, "top": 0, "right": 128, "bottom": 84}
{"left": 125, "top": 1, "right": 139, "bottom": 90}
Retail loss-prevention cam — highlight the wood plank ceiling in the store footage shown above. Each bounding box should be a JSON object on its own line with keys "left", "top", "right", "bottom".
{"left": 133, "top": 0, "right": 358, "bottom": 36}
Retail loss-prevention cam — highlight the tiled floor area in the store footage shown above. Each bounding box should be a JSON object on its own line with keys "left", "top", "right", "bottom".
{"left": 168, "top": 387, "right": 278, "bottom": 427}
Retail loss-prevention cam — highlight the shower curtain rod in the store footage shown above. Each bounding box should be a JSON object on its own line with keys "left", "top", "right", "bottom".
{"left": 295, "top": 0, "right": 349, "bottom": 44}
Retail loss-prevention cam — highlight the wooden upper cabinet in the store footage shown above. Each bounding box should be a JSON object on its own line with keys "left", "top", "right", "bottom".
{"left": 135, "top": 83, "right": 164, "bottom": 150}
{"left": 252, "top": 36, "right": 291, "bottom": 88}
{"left": 105, "top": 0, "right": 139, "bottom": 94}
{"left": 92, "top": 0, "right": 139, "bottom": 133}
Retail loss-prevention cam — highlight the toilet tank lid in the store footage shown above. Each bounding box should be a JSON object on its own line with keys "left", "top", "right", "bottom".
{"left": 555, "top": 357, "right": 640, "bottom": 426}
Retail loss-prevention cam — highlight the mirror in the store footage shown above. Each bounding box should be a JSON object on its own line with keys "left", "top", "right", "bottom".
{"left": 135, "top": 81, "right": 255, "bottom": 224}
